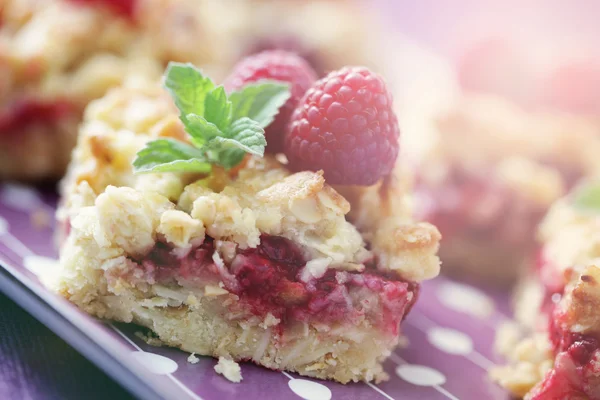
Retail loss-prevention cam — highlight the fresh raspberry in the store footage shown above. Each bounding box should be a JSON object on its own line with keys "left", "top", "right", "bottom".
{"left": 224, "top": 50, "right": 317, "bottom": 154}
{"left": 285, "top": 66, "right": 400, "bottom": 185}
{"left": 69, "top": 0, "right": 137, "bottom": 20}
{"left": 244, "top": 36, "right": 327, "bottom": 77}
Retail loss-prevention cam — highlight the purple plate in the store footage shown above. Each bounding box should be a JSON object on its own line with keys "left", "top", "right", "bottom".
{"left": 0, "top": 182, "right": 511, "bottom": 400}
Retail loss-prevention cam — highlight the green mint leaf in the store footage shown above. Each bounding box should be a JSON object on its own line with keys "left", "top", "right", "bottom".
{"left": 207, "top": 117, "right": 266, "bottom": 168}
{"left": 204, "top": 86, "right": 231, "bottom": 131}
{"left": 572, "top": 182, "right": 600, "bottom": 212}
{"left": 185, "top": 114, "right": 223, "bottom": 147}
{"left": 133, "top": 67, "right": 288, "bottom": 174}
{"left": 164, "top": 62, "right": 215, "bottom": 124}
{"left": 221, "top": 117, "right": 266, "bottom": 156}
{"left": 229, "top": 81, "right": 291, "bottom": 128}
{"left": 133, "top": 138, "right": 212, "bottom": 174}
{"left": 210, "top": 148, "right": 247, "bottom": 169}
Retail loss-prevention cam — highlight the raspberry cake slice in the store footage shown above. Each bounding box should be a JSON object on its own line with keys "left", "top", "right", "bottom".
{"left": 52, "top": 61, "right": 441, "bottom": 383}
{"left": 412, "top": 94, "right": 600, "bottom": 286}
{"left": 492, "top": 182, "right": 600, "bottom": 398}
{"left": 0, "top": 0, "right": 230, "bottom": 180}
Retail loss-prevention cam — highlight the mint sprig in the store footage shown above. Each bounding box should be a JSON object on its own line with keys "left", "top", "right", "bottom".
{"left": 133, "top": 62, "right": 290, "bottom": 174}
{"left": 572, "top": 182, "right": 600, "bottom": 212}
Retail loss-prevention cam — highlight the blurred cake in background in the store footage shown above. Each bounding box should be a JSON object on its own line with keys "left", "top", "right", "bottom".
{"left": 456, "top": 35, "right": 600, "bottom": 119}
{"left": 386, "top": 32, "right": 600, "bottom": 286}
{"left": 410, "top": 94, "right": 600, "bottom": 286}
{"left": 492, "top": 181, "right": 600, "bottom": 398}
{"left": 0, "top": 0, "right": 243, "bottom": 181}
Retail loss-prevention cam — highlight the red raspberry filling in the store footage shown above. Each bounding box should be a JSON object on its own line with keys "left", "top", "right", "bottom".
{"left": 131, "top": 235, "right": 418, "bottom": 336}
{"left": 528, "top": 253, "right": 600, "bottom": 399}
{"left": 0, "top": 99, "right": 75, "bottom": 139}
{"left": 530, "top": 312, "right": 600, "bottom": 399}
{"left": 67, "top": 0, "right": 137, "bottom": 20}
{"left": 534, "top": 250, "right": 566, "bottom": 317}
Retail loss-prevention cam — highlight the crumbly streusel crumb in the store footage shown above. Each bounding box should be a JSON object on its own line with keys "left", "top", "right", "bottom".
{"left": 538, "top": 197, "right": 600, "bottom": 276}
{"left": 490, "top": 324, "right": 553, "bottom": 397}
{"left": 214, "top": 357, "right": 242, "bottom": 383}
{"left": 187, "top": 353, "right": 200, "bottom": 364}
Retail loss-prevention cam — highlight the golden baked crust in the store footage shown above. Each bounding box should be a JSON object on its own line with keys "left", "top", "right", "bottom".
{"left": 53, "top": 265, "right": 400, "bottom": 383}
{"left": 52, "top": 82, "right": 440, "bottom": 383}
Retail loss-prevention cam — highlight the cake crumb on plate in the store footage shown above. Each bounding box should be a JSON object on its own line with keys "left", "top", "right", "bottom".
{"left": 214, "top": 357, "right": 242, "bottom": 383}
{"left": 187, "top": 353, "right": 200, "bottom": 364}
{"left": 30, "top": 209, "right": 51, "bottom": 229}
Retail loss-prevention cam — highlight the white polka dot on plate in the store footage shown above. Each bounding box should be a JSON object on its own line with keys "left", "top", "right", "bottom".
{"left": 131, "top": 351, "right": 178, "bottom": 374}
{"left": 288, "top": 379, "right": 332, "bottom": 400}
{"left": 437, "top": 281, "right": 494, "bottom": 318}
{"left": 23, "top": 255, "right": 59, "bottom": 280}
{"left": 0, "top": 184, "right": 42, "bottom": 211}
{"left": 0, "top": 216, "right": 8, "bottom": 235}
{"left": 396, "top": 364, "right": 446, "bottom": 386}
{"left": 427, "top": 327, "right": 473, "bottom": 355}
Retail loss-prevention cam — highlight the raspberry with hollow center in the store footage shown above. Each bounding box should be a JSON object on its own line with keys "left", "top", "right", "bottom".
{"left": 224, "top": 50, "right": 317, "bottom": 154}
{"left": 285, "top": 66, "right": 400, "bottom": 185}
{"left": 68, "top": 0, "right": 137, "bottom": 20}
{"left": 243, "top": 35, "right": 327, "bottom": 77}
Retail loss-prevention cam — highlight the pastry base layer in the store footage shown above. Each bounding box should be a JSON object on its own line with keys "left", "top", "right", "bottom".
{"left": 56, "top": 271, "right": 396, "bottom": 383}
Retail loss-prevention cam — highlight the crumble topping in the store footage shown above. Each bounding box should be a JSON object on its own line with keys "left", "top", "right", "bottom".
{"left": 59, "top": 84, "right": 441, "bottom": 282}
{"left": 538, "top": 196, "right": 600, "bottom": 277}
